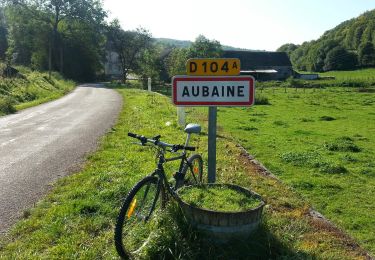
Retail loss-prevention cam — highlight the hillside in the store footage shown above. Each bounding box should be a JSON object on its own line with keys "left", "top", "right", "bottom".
{"left": 0, "top": 64, "right": 75, "bottom": 115}
{"left": 154, "top": 37, "right": 254, "bottom": 51}
{"left": 278, "top": 9, "right": 375, "bottom": 72}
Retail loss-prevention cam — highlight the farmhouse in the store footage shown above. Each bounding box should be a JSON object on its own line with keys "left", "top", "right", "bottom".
{"left": 222, "top": 50, "right": 294, "bottom": 81}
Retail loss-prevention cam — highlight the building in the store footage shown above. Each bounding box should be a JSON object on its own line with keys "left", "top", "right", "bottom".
{"left": 222, "top": 50, "right": 294, "bottom": 81}
{"left": 104, "top": 51, "right": 122, "bottom": 80}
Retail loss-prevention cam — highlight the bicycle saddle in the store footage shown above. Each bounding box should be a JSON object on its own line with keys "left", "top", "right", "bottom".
{"left": 184, "top": 123, "right": 201, "bottom": 134}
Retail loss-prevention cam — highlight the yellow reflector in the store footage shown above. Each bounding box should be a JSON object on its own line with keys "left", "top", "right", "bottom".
{"left": 193, "top": 162, "right": 199, "bottom": 174}
{"left": 127, "top": 198, "right": 137, "bottom": 218}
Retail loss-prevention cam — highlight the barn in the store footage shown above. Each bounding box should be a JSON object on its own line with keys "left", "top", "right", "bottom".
{"left": 222, "top": 50, "right": 294, "bottom": 81}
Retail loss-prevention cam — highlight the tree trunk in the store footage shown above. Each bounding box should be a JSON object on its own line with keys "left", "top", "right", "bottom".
{"left": 50, "top": 6, "right": 60, "bottom": 78}
{"left": 122, "top": 70, "right": 128, "bottom": 84}
{"left": 48, "top": 36, "right": 52, "bottom": 79}
{"left": 60, "top": 43, "right": 63, "bottom": 75}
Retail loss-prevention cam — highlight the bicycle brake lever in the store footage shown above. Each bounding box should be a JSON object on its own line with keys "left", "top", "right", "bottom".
{"left": 152, "top": 135, "right": 161, "bottom": 141}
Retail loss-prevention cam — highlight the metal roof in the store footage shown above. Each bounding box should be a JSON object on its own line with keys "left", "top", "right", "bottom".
{"left": 223, "top": 51, "right": 292, "bottom": 69}
{"left": 240, "top": 69, "right": 278, "bottom": 73}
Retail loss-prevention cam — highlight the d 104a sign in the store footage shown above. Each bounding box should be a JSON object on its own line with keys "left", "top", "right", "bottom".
{"left": 186, "top": 58, "right": 240, "bottom": 76}
{"left": 172, "top": 75, "right": 255, "bottom": 106}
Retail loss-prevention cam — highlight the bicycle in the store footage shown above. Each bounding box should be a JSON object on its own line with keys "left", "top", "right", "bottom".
{"left": 114, "top": 123, "right": 204, "bottom": 259}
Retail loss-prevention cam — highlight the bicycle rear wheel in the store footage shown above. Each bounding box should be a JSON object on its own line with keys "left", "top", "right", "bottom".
{"left": 181, "top": 154, "right": 204, "bottom": 186}
{"left": 114, "top": 175, "right": 164, "bottom": 259}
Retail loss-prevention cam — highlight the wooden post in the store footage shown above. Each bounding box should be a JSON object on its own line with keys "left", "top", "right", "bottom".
{"left": 148, "top": 77, "right": 152, "bottom": 92}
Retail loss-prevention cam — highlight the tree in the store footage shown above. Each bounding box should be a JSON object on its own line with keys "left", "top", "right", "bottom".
{"left": 323, "top": 46, "right": 357, "bottom": 71}
{"left": 0, "top": 7, "right": 7, "bottom": 61}
{"left": 353, "top": 26, "right": 365, "bottom": 50}
{"left": 4, "top": 6, "right": 44, "bottom": 66}
{"left": 165, "top": 47, "right": 189, "bottom": 78}
{"left": 358, "top": 41, "right": 375, "bottom": 67}
{"left": 277, "top": 43, "right": 299, "bottom": 57}
{"left": 8, "top": 0, "right": 106, "bottom": 78}
{"left": 136, "top": 45, "right": 169, "bottom": 83}
{"left": 313, "top": 40, "right": 340, "bottom": 72}
{"left": 107, "top": 20, "right": 153, "bottom": 83}
{"left": 164, "top": 35, "right": 222, "bottom": 78}
{"left": 62, "top": 20, "right": 106, "bottom": 81}
{"left": 188, "top": 35, "right": 222, "bottom": 58}
{"left": 280, "top": 10, "right": 375, "bottom": 72}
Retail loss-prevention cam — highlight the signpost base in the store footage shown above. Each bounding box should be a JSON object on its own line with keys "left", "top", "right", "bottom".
{"left": 208, "top": 106, "right": 217, "bottom": 183}
{"left": 177, "top": 107, "right": 186, "bottom": 127}
{"left": 147, "top": 77, "right": 151, "bottom": 92}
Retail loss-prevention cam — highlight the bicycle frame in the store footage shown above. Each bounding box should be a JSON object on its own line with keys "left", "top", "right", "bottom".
{"left": 151, "top": 150, "right": 189, "bottom": 197}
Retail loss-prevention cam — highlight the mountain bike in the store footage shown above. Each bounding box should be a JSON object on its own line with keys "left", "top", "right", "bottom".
{"left": 114, "top": 123, "right": 204, "bottom": 259}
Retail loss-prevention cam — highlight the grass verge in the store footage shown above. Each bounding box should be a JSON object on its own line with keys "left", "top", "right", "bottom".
{"left": 0, "top": 66, "right": 75, "bottom": 115}
{"left": 0, "top": 87, "right": 371, "bottom": 259}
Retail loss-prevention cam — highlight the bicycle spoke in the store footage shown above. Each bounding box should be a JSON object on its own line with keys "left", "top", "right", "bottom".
{"left": 115, "top": 176, "right": 163, "bottom": 258}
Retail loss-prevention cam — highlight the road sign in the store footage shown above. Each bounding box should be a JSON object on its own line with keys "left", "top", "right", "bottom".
{"left": 186, "top": 58, "right": 240, "bottom": 76}
{"left": 172, "top": 75, "right": 255, "bottom": 106}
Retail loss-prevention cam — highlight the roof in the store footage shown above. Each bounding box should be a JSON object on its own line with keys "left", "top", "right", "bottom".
{"left": 222, "top": 51, "right": 292, "bottom": 69}
{"left": 241, "top": 69, "right": 277, "bottom": 73}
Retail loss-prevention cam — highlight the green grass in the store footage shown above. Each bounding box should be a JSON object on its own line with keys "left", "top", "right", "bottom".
{"left": 0, "top": 66, "right": 75, "bottom": 115}
{"left": 206, "top": 86, "right": 375, "bottom": 254}
{"left": 0, "top": 87, "right": 370, "bottom": 259}
{"left": 319, "top": 68, "right": 375, "bottom": 80}
{"left": 178, "top": 185, "right": 262, "bottom": 212}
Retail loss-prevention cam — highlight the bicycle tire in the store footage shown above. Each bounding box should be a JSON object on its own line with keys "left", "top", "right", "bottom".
{"left": 114, "top": 175, "right": 164, "bottom": 259}
{"left": 181, "top": 154, "right": 204, "bottom": 186}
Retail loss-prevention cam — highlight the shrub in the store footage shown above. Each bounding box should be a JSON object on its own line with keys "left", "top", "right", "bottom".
{"left": 341, "top": 154, "right": 359, "bottom": 162}
{"left": 239, "top": 126, "right": 258, "bottom": 131}
{"left": 0, "top": 97, "right": 16, "bottom": 114}
{"left": 255, "top": 94, "right": 270, "bottom": 105}
{"left": 286, "top": 77, "right": 303, "bottom": 88}
{"left": 281, "top": 151, "right": 347, "bottom": 174}
{"left": 320, "top": 115, "right": 336, "bottom": 121}
{"left": 273, "top": 120, "right": 289, "bottom": 127}
{"left": 300, "top": 117, "right": 314, "bottom": 122}
{"left": 324, "top": 137, "right": 361, "bottom": 152}
{"left": 280, "top": 151, "right": 321, "bottom": 167}
{"left": 319, "top": 163, "right": 348, "bottom": 174}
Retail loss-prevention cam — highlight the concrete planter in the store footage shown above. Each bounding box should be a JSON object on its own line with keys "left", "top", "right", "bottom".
{"left": 176, "top": 183, "right": 265, "bottom": 242}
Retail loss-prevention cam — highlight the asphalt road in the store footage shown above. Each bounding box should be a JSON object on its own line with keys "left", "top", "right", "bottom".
{"left": 0, "top": 84, "right": 122, "bottom": 234}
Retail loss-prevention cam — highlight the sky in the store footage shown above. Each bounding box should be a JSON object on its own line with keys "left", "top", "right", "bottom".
{"left": 103, "top": 0, "right": 375, "bottom": 51}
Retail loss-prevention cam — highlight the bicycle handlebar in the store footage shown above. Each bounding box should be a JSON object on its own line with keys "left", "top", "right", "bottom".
{"left": 128, "top": 132, "right": 195, "bottom": 151}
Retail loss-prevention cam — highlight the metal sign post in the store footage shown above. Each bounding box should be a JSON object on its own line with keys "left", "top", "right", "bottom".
{"left": 208, "top": 106, "right": 217, "bottom": 183}
{"left": 172, "top": 58, "right": 254, "bottom": 184}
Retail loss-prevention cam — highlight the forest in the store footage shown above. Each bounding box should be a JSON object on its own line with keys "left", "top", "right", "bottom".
{"left": 0, "top": 0, "right": 223, "bottom": 83}
{"left": 1, "top": 1, "right": 374, "bottom": 83}
{"left": 278, "top": 9, "right": 375, "bottom": 72}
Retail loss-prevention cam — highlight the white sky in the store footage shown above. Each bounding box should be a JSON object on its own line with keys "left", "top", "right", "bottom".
{"left": 103, "top": 0, "right": 375, "bottom": 51}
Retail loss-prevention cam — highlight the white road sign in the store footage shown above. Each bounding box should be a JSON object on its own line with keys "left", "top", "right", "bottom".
{"left": 172, "top": 75, "right": 255, "bottom": 106}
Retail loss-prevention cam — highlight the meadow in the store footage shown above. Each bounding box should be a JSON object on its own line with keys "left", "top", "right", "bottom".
{"left": 0, "top": 87, "right": 371, "bottom": 259}
{"left": 210, "top": 84, "right": 375, "bottom": 253}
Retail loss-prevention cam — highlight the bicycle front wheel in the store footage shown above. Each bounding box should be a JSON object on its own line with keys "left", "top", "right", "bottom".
{"left": 181, "top": 154, "right": 204, "bottom": 185}
{"left": 114, "top": 175, "right": 164, "bottom": 259}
